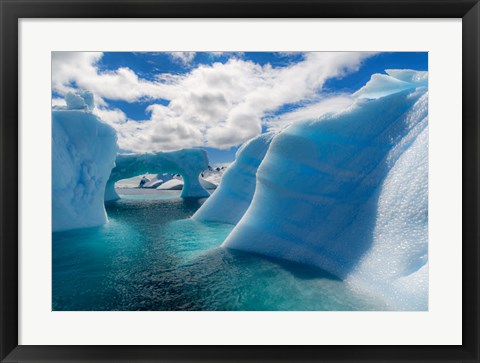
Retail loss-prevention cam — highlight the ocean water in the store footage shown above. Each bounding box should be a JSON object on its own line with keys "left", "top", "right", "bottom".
{"left": 52, "top": 189, "right": 386, "bottom": 311}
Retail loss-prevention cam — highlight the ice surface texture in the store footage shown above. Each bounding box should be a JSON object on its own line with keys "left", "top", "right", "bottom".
{"left": 193, "top": 133, "right": 274, "bottom": 224}
{"left": 216, "top": 70, "right": 428, "bottom": 310}
{"left": 105, "top": 149, "right": 210, "bottom": 201}
{"left": 52, "top": 94, "right": 118, "bottom": 232}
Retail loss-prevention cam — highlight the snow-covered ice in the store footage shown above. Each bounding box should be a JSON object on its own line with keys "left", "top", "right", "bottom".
{"left": 156, "top": 179, "right": 184, "bottom": 191}
{"left": 354, "top": 69, "right": 427, "bottom": 99}
{"left": 115, "top": 174, "right": 157, "bottom": 189}
{"left": 52, "top": 92, "right": 118, "bottom": 232}
{"left": 153, "top": 176, "right": 216, "bottom": 191}
{"left": 193, "top": 133, "right": 274, "bottom": 224}
{"left": 105, "top": 149, "right": 210, "bottom": 201}
{"left": 141, "top": 174, "right": 171, "bottom": 189}
{"left": 218, "top": 70, "right": 428, "bottom": 310}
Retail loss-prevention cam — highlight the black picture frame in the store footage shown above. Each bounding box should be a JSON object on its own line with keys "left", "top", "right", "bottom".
{"left": 1, "top": 1, "right": 479, "bottom": 362}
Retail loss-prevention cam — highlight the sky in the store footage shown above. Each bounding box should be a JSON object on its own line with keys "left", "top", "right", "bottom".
{"left": 52, "top": 51, "right": 427, "bottom": 165}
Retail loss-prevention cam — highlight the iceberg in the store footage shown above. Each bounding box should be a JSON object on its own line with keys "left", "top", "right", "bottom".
{"left": 193, "top": 133, "right": 274, "bottom": 225}
{"left": 52, "top": 92, "right": 118, "bottom": 232}
{"left": 218, "top": 70, "right": 428, "bottom": 310}
{"left": 153, "top": 176, "right": 217, "bottom": 191}
{"left": 141, "top": 174, "right": 170, "bottom": 189}
{"left": 115, "top": 174, "right": 157, "bottom": 189}
{"left": 143, "top": 179, "right": 164, "bottom": 189}
{"left": 156, "top": 179, "right": 184, "bottom": 191}
{"left": 105, "top": 149, "right": 210, "bottom": 201}
{"left": 53, "top": 92, "right": 211, "bottom": 231}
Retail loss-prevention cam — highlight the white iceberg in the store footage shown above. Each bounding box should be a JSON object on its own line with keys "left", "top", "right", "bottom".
{"left": 217, "top": 70, "right": 428, "bottom": 310}
{"left": 115, "top": 174, "right": 157, "bottom": 189}
{"left": 141, "top": 174, "right": 170, "bottom": 189}
{"left": 156, "top": 179, "right": 184, "bottom": 190}
{"left": 143, "top": 180, "right": 164, "bottom": 189}
{"left": 154, "top": 176, "right": 217, "bottom": 191}
{"left": 52, "top": 92, "right": 118, "bottom": 232}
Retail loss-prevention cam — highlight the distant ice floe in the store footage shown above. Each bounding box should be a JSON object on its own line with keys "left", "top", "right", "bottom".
{"left": 137, "top": 173, "right": 218, "bottom": 191}
{"left": 141, "top": 175, "right": 165, "bottom": 189}
{"left": 156, "top": 179, "right": 184, "bottom": 191}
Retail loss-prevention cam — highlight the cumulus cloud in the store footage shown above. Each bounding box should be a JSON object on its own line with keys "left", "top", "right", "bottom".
{"left": 51, "top": 98, "right": 66, "bottom": 108}
{"left": 93, "top": 107, "right": 128, "bottom": 125}
{"left": 167, "top": 52, "right": 197, "bottom": 65}
{"left": 52, "top": 52, "right": 178, "bottom": 102}
{"left": 209, "top": 51, "right": 245, "bottom": 58}
{"left": 52, "top": 52, "right": 375, "bottom": 152}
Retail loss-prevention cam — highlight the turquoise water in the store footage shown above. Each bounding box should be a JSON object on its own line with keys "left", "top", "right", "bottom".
{"left": 52, "top": 189, "right": 386, "bottom": 311}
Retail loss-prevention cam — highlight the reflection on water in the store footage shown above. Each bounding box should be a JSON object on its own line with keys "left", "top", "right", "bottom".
{"left": 52, "top": 189, "right": 386, "bottom": 311}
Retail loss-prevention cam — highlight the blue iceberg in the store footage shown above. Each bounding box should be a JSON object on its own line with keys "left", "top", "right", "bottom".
{"left": 193, "top": 133, "right": 274, "bottom": 224}
{"left": 52, "top": 92, "right": 118, "bottom": 232}
{"left": 205, "top": 70, "right": 429, "bottom": 310}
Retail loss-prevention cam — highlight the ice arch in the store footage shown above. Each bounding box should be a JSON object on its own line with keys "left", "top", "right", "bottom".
{"left": 105, "top": 149, "right": 210, "bottom": 201}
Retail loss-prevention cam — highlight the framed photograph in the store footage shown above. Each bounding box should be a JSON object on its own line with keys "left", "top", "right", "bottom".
{"left": 1, "top": 0, "right": 479, "bottom": 362}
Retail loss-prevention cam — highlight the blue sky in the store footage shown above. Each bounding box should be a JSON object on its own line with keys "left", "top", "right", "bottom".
{"left": 52, "top": 51, "right": 427, "bottom": 165}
